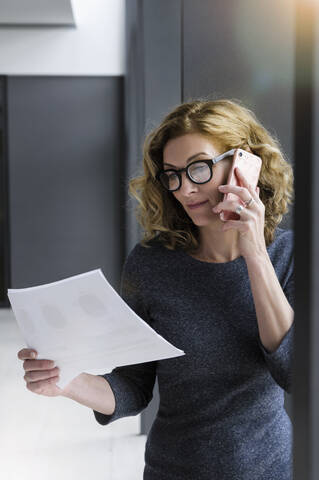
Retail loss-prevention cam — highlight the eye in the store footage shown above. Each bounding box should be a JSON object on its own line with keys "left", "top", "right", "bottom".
{"left": 164, "top": 170, "right": 178, "bottom": 177}
{"left": 190, "top": 164, "right": 206, "bottom": 173}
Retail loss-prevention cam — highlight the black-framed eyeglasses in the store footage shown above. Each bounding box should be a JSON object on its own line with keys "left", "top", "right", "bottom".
{"left": 155, "top": 148, "right": 236, "bottom": 192}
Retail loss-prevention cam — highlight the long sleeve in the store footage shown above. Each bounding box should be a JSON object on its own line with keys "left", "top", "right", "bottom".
{"left": 257, "top": 240, "right": 294, "bottom": 394}
{"left": 93, "top": 246, "right": 157, "bottom": 426}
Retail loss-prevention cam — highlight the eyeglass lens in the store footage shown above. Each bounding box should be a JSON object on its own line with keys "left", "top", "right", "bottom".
{"left": 160, "top": 161, "right": 211, "bottom": 191}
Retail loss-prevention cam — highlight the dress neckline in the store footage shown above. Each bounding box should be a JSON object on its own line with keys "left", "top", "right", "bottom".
{"left": 177, "top": 248, "right": 244, "bottom": 266}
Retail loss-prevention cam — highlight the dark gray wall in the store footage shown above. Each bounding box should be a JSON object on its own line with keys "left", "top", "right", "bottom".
{"left": 7, "top": 76, "right": 125, "bottom": 293}
{"left": 0, "top": 77, "right": 10, "bottom": 307}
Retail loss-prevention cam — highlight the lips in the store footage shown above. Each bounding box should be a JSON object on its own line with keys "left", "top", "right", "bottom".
{"left": 187, "top": 200, "right": 209, "bottom": 208}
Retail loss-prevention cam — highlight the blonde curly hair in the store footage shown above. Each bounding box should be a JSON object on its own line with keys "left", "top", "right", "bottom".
{"left": 128, "top": 98, "right": 294, "bottom": 252}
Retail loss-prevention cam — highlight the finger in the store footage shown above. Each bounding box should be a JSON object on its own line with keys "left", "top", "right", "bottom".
{"left": 23, "top": 359, "right": 56, "bottom": 372}
{"left": 24, "top": 367, "right": 60, "bottom": 383}
{"left": 26, "top": 375, "right": 60, "bottom": 394}
{"left": 213, "top": 199, "right": 252, "bottom": 214}
{"left": 218, "top": 184, "right": 251, "bottom": 203}
{"left": 18, "top": 348, "right": 38, "bottom": 360}
{"left": 222, "top": 219, "right": 246, "bottom": 232}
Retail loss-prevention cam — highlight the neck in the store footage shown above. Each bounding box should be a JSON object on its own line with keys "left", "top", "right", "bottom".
{"left": 193, "top": 223, "right": 241, "bottom": 263}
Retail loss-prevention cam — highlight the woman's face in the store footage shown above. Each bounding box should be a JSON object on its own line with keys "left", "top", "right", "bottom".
{"left": 162, "top": 133, "right": 233, "bottom": 226}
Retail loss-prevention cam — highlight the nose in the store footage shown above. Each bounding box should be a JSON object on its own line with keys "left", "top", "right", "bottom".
{"left": 179, "top": 171, "right": 198, "bottom": 195}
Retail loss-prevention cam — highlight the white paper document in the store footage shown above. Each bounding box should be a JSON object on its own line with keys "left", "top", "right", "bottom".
{"left": 8, "top": 269, "right": 185, "bottom": 389}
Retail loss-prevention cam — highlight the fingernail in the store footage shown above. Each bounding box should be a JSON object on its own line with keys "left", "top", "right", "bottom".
{"left": 30, "top": 352, "right": 36, "bottom": 358}
{"left": 218, "top": 185, "right": 226, "bottom": 190}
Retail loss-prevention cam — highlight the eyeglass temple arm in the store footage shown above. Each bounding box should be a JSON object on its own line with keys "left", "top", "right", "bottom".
{"left": 212, "top": 149, "right": 236, "bottom": 165}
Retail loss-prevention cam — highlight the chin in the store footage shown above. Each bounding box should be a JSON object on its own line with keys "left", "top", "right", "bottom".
{"left": 189, "top": 214, "right": 216, "bottom": 227}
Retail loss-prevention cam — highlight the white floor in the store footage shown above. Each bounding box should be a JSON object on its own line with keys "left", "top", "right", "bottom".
{"left": 0, "top": 308, "right": 147, "bottom": 480}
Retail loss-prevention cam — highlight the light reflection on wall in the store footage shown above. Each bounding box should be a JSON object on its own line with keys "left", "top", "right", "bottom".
{"left": 233, "top": 0, "right": 294, "bottom": 94}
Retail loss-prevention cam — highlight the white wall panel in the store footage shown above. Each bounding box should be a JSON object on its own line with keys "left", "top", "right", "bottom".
{"left": 0, "top": 0, "right": 125, "bottom": 75}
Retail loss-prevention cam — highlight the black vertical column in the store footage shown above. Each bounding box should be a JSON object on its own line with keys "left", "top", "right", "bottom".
{"left": 125, "top": 0, "right": 182, "bottom": 434}
{"left": 293, "top": 1, "right": 319, "bottom": 479}
{"left": 124, "top": 1, "right": 146, "bottom": 255}
{"left": 0, "top": 77, "right": 10, "bottom": 308}
{"left": 124, "top": 0, "right": 182, "bottom": 255}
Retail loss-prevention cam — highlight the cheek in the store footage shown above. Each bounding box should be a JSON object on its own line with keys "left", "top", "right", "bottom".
{"left": 202, "top": 181, "right": 219, "bottom": 198}
{"left": 212, "top": 173, "right": 225, "bottom": 187}
{"left": 201, "top": 182, "right": 225, "bottom": 206}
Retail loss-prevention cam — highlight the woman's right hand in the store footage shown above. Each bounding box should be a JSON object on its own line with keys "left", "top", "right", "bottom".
{"left": 17, "top": 348, "right": 63, "bottom": 397}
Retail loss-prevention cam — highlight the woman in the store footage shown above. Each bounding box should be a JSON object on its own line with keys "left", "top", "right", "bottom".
{"left": 18, "top": 98, "right": 295, "bottom": 479}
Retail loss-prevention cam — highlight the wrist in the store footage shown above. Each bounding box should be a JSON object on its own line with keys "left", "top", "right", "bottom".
{"left": 244, "top": 249, "right": 270, "bottom": 267}
{"left": 60, "top": 372, "right": 87, "bottom": 399}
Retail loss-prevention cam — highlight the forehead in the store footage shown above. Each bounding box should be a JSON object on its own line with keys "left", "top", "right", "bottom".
{"left": 163, "top": 133, "right": 223, "bottom": 165}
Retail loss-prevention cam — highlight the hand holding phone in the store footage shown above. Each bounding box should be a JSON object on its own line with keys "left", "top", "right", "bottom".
{"left": 220, "top": 148, "right": 262, "bottom": 222}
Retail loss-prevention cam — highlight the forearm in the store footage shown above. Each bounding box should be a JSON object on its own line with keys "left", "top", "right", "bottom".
{"left": 245, "top": 252, "right": 294, "bottom": 353}
{"left": 61, "top": 372, "right": 116, "bottom": 415}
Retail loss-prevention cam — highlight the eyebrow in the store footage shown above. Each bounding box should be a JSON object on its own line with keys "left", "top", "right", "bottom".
{"left": 163, "top": 151, "right": 211, "bottom": 168}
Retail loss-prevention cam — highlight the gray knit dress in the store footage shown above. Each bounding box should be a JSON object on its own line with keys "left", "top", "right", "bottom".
{"left": 93, "top": 226, "right": 294, "bottom": 480}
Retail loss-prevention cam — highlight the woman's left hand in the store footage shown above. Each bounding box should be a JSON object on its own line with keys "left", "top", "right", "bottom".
{"left": 212, "top": 166, "right": 268, "bottom": 261}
